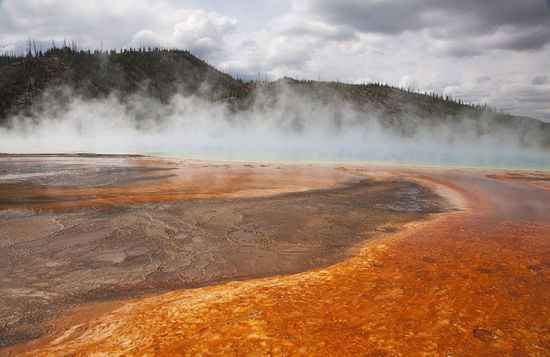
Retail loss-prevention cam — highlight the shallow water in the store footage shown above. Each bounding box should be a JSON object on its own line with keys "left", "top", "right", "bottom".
{"left": 150, "top": 147, "right": 550, "bottom": 171}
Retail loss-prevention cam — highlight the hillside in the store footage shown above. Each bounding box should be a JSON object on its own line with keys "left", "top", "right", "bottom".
{"left": 252, "top": 78, "right": 550, "bottom": 148}
{"left": 1, "top": 47, "right": 549, "bottom": 149}
{"left": 0, "top": 47, "right": 244, "bottom": 120}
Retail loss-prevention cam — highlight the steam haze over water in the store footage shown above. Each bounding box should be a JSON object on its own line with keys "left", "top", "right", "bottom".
{"left": 1, "top": 88, "right": 549, "bottom": 169}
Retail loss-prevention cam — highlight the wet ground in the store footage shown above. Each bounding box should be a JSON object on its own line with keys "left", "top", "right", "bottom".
{"left": 0, "top": 155, "right": 446, "bottom": 351}
{"left": 3, "top": 161, "right": 549, "bottom": 356}
{"left": 0, "top": 155, "right": 356, "bottom": 209}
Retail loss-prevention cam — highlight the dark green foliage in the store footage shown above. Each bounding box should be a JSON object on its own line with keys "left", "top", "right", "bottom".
{"left": 0, "top": 53, "right": 18, "bottom": 66}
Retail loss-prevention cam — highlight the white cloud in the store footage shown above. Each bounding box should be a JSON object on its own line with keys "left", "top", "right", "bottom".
{"left": 172, "top": 9, "right": 237, "bottom": 56}
{"left": 0, "top": 1, "right": 237, "bottom": 55}
{"left": 129, "top": 30, "right": 162, "bottom": 48}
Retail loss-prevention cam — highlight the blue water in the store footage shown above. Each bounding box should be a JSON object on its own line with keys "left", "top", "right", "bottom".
{"left": 148, "top": 146, "right": 550, "bottom": 171}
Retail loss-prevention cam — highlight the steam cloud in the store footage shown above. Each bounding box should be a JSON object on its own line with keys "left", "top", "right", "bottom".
{"left": 1, "top": 84, "right": 549, "bottom": 169}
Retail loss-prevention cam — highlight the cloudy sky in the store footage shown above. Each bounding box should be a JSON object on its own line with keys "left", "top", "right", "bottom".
{"left": 1, "top": 0, "right": 549, "bottom": 121}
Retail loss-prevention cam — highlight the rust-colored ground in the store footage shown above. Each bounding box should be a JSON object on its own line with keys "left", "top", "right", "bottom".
{"left": 487, "top": 171, "right": 550, "bottom": 191}
{"left": 0, "top": 157, "right": 351, "bottom": 210}
{"left": 7, "top": 165, "right": 550, "bottom": 356}
{"left": 1, "top": 156, "right": 444, "bottom": 351}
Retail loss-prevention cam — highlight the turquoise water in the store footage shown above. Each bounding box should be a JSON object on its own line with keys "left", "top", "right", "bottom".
{"left": 147, "top": 146, "right": 550, "bottom": 171}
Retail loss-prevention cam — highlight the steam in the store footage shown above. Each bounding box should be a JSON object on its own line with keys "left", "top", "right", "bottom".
{"left": 1, "top": 84, "right": 549, "bottom": 169}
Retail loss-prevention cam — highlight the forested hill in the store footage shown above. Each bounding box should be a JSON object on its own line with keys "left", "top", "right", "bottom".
{"left": 1, "top": 47, "right": 549, "bottom": 149}
{"left": 0, "top": 47, "right": 244, "bottom": 120}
